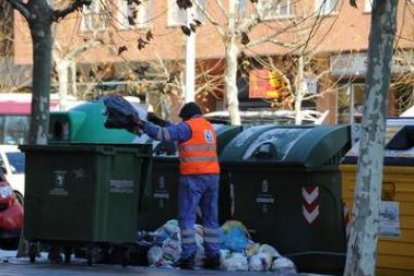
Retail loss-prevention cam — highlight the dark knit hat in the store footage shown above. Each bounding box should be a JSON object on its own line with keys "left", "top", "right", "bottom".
{"left": 179, "top": 102, "right": 202, "bottom": 120}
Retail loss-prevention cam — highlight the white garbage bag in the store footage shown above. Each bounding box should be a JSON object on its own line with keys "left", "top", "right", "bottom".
{"left": 147, "top": 245, "right": 163, "bottom": 266}
{"left": 162, "top": 238, "right": 181, "bottom": 263}
{"left": 195, "top": 227, "right": 204, "bottom": 246}
{"left": 194, "top": 228, "right": 205, "bottom": 267}
{"left": 245, "top": 241, "right": 260, "bottom": 257}
{"left": 219, "top": 249, "right": 231, "bottom": 262}
{"left": 221, "top": 252, "right": 249, "bottom": 271}
{"left": 163, "top": 219, "right": 180, "bottom": 237}
{"left": 248, "top": 252, "right": 272, "bottom": 272}
{"left": 195, "top": 224, "right": 203, "bottom": 234}
{"left": 194, "top": 243, "right": 205, "bottom": 267}
{"left": 258, "top": 243, "right": 280, "bottom": 258}
{"left": 271, "top": 256, "right": 297, "bottom": 273}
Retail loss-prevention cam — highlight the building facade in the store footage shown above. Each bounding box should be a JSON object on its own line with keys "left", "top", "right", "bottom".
{"left": 11, "top": 0, "right": 414, "bottom": 123}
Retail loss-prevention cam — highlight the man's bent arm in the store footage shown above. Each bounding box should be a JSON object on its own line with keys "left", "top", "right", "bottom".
{"left": 142, "top": 121, "right": 191, "bottom": 143}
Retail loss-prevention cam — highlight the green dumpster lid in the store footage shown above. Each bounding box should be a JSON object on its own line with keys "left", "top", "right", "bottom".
{"left": 49, "top": 100, "right": 136, "bottom": 144}
{"left": 221, "top": 125, "right": 352, "bottom": 168}
{"left": 214, "top": 124, "right": 243, "bottom": 155}
{"left": 220, "top": 125, "right": 288, "bottom": 162}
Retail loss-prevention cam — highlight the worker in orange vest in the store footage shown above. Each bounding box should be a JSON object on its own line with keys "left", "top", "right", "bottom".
{"left": 133, "top": 102, "right": 221, "bottom": 270}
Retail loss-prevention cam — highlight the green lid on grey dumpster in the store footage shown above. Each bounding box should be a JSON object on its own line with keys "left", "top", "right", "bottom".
{"left": 220, "top": 125, "right": 285, "bottom": 161}
{"left": 221, "top": 125, "right": 351, "bottom": 168}
{"left": 49, "top": 100, "right": 136, "bottom": 144}
{"left": 214, "top": 124, "right": 243, "bottom": 155}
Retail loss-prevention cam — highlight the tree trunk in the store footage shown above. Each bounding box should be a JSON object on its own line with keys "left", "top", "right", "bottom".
{"left": 226, "top": 0, "right": 241, "bottom": 126}
{"left": 70, "top": 61, "right": 77, "bottom": 97}
{"left": 56, "top": 58, "right": 71, "bottom": 111}
{"left": 28, "top": 15, "right": 53, "bottom": 145}
{"left": 295, "top": 55, "right": 305, "bottom": 125}
{"left": 344, "top": 1, "right": 398, "bottom": 275}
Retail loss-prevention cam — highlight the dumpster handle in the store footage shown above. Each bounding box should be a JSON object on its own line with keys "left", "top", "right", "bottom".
{"left": 102, "top": 147, "right": 116, "bottom": 155}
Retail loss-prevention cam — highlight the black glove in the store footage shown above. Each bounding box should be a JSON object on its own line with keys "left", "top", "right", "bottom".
{"left": 147, "top": 112, "right": 170, "bottom": 127}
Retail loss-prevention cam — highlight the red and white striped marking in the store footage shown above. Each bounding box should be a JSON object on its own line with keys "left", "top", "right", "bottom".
{"left": 302, "top": 185, "right": 320, "bottom": 224}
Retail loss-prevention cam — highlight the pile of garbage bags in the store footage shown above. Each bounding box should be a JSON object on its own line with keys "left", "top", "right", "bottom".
{"left": 136, "top": 219, "right": 296, "bottom": 272}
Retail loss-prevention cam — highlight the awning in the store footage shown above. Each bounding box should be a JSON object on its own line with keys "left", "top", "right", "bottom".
{"left": 0, "top": 100, "right": 60, "bottom": 115}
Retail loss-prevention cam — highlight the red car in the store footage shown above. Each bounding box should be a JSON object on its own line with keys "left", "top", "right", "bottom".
{"left": 0, "top": 170, "right": 23, "bottom": 250}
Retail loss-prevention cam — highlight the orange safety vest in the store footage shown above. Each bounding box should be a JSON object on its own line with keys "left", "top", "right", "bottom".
{"left": 178, "top": 117, "right": 220, "bottom": 175}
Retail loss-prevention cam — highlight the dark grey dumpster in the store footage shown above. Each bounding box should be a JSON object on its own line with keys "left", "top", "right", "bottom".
{"left": 138, "top": 124, "right": 243, "bottom": 231}
{"left": 220, "top": 125, "right": 352, "bottom": 274}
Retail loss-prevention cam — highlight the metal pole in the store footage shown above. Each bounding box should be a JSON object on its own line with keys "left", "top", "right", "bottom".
{"left": 185, "top": 7, "right": 196, "bottom": 103}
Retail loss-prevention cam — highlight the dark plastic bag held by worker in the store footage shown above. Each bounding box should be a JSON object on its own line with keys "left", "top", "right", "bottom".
{"left": 103, "top": 95, "right": 144, "bottom": 134}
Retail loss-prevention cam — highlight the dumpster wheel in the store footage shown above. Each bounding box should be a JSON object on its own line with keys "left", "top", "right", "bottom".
{"left": 29, "top": 243, "right": 37, "bottom": 263}
{"left": 121, "top": 246, "right": 130, "bottom": 267}
{"left": 64, "top": 245, "right": 72, "bottom": 264}
{"left": 86, "top": 245, "right": 93, "bottom": 266}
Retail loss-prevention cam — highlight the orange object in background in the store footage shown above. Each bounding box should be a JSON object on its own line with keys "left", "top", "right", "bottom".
{"left": 249, "top": 69, "right": 288, "bottom": 99}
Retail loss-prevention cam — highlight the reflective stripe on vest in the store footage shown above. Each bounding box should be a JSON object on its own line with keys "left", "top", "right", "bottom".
{"left": 178, "top": 117, "right": 220, "bottom": 175}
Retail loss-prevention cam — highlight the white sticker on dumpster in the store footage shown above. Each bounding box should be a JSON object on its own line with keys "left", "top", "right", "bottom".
{"left": 110, "top": 180, "right": 134, "bottom": 193}
{"left": 255, "top": 179, "right": 275, "bottom": 213}
{"left": 154, "top": 176, "right": 170, "bottom": 208}
{"left": 49, "top": 170, "right": 68, "bottom": 196}
{"left": 380, "top": 201, "right": 401, "bottom": 238}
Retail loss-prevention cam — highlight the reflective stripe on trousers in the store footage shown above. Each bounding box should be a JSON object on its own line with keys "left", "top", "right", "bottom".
{"left": 178, "top": 174, "right": 220, "bottom": 259}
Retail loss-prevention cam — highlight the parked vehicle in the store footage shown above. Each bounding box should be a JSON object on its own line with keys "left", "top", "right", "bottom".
{"left": 0, "top": 169, "right": 23, "bottom": 250}
{"left": 0, "top": 93, "right": 83, "bottom": 145}
{"left": 204, "top": 110, "right": 329, "bottom": 125}
{"left": 0, "top": 145, "right": 25, "bottom": 204}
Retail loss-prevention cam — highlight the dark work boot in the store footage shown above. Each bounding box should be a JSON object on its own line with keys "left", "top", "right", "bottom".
{"left": 175, "top": 256, "right": 195, "bottom": 270}
{"left": 204, "top": 254, "right": 220, "bottom": 270}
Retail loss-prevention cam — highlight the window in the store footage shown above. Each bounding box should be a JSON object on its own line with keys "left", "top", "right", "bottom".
{"left": 238, "top": 0, "right": 248, "bottom": 17}
{"left": 337, "top": 83, "right": 365, "bottom": 124}
{"left": 314, "top": 0, "right": 338, "bottom": 16}
{"left": 257, "top": 0, "right": 293, "bottom": 20}
{"left": 167, "top": 0, "right": 205, "bottom": 26}
{"left": 364, "top": 0, "right": 373, "bottom": 13}
{"left": 80, "top": 0, "right": 107, "bottom": 32}
{"left": 117, "top": 0, "right": 151, "bottom": 29}
{"left": 0, "top": 115, "right": 29, "bottom": 145}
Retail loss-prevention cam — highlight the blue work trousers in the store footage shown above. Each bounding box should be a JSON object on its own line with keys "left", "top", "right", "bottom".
{"left": 178, "top": 174, "right": 220, "bottom": 259}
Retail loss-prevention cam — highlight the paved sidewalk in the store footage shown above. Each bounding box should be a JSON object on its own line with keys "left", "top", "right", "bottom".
{"left": 0, "top": 250, "right": 321, "bottom": 276}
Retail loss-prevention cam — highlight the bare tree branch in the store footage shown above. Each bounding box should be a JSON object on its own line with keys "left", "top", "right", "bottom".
{"left": 6, "top": 0, "right": 30, "bottom": 20}
{"left": 237, "top": 0, "right": 284, "bottom": 34}
{"left": 192, "top": 0, "right": 226, "bottom": 37}
{"left": 66, "top": 39, "right": 104, "bottom": 59}
{"left": 237, "top": 10, "right": 261, "bottom": 34}
{"left": 53, "top": 0, "right": 91, "bottom": 22}
{"left": 212, "top": 0, "right": 228, "bottom": 18}
{"left": 241, "top": 28, "right": 295, "bottom": 50}
{"left": 241, "top": 13, "right": 314, "bottom": 51}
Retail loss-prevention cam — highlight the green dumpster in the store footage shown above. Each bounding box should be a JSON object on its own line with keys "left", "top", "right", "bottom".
{"left": 20, "top": 143, "right": 152, "bottom": 262}
{"left": 220, "top": 125, "right": 352, "bottom": 274}
{"left": 138, "top": 124, "right": 243, "bottom": 231}
{"left": 49, "top": 100, "right": 136, "bottom": 144}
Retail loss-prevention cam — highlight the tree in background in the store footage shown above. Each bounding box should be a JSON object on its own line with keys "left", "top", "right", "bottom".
{"left": 177, "top": 0, "right": 342, "bottom": 125}
{"left": 53, "top": 31, "right": 104, "bottom": 111}
{"left": 6, "top": 0, "right": 92, "bottom": 145}
{"left": 0, "top": 0, "right": 32, "bottom": 92}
